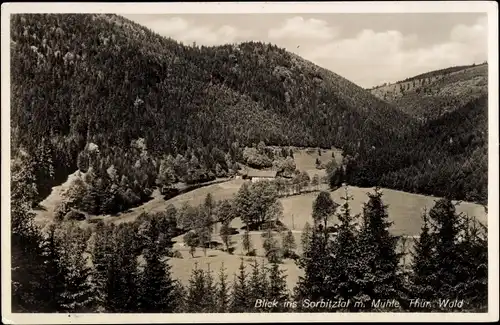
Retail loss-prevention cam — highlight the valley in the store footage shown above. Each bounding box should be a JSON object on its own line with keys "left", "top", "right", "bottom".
{"left": 10, "top": 12, "right": 490, "bottom": 313}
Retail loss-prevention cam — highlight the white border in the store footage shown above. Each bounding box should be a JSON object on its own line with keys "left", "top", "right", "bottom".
{"left": 1, "top": 2, "right": 498, "bottom": 324}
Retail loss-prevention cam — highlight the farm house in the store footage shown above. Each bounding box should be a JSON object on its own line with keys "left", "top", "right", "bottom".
{"left": 245, "top": 170, "right": 278, "bottom": 183}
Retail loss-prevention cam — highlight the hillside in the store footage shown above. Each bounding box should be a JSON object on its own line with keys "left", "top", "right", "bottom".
{"left": 370, "top": 63, "right": 488, "bottom": 121}
{"left": 343, "top": 94, "right": 488, "bottom": 204}
{"left": 10, "top": 13, "right": 415, "bottom": 211}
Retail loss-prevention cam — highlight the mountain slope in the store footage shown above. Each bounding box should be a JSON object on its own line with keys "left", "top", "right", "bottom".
{"left": 10, "top": 13, "right": 418, "bottom": 213}
{"left": 343, "top": 94, "right": 488, "bottom": 204}
{"left": 370, "top": 63, "right": 488, "bottom": 121}
{"left": 11, "top": 13, "right": 412, "bottom": 155}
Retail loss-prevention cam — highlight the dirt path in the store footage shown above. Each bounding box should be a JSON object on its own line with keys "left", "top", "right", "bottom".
{"left": 33, "top": 171, "right": 82, "bottom": 225}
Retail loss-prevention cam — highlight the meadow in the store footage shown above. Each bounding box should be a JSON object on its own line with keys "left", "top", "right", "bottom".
{"left": 31, "top": 147, "right": 488, "bottom": 290}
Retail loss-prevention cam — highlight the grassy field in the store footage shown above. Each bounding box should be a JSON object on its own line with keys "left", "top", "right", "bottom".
{"left": 292, "top": 147, "right": 343, "bottom": 179}
{"left": 280, "top": 185, "right": 487, "bottom": 236}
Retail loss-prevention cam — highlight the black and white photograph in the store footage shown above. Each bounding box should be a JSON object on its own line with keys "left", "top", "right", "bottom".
{"left": 1, "top": 1, "right": 498, "bottom": 323}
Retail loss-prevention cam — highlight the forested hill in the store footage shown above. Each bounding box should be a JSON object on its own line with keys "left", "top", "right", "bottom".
{"left": 369, "top": 63, "right": 488, "bottom": 121}
{"left": 11, "top": 13, "right": 410, "bottom": 157}
{"left": 341, "top": 94, "right": 488, "bottom": 204}
{"left": 11, "top": 13, "right": 416, "bottom": 209}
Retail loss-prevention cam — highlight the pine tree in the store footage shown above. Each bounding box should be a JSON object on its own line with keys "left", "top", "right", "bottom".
{"left": 409, "top": 208, "right": 436, "bottom": 309}
{"left": 185, "top": 263, "right": 208, "bottom": 313}
{"left": 266, "top": 262, "right": 289, "bottom": 312}
{"left": 300, "top": 222, "right": 312, "bottom": 255}
{"left": 325, "top": 186, "right": 362, "bottom": 308}
{"left": 357, "top": 187, "right": 402, "bottom": 307}
{"left": 57, "top": 222, "right": 94, "bottom": 312}
{"left": 216, "top": 263, "right": 231, "bottom": 312}
{"left": 294, "top": 228, "right": 331, "bottom": 308}
{"left": 427, "top": 198, "right": 462, "bottom": 300}
{"left": 230, "top": 259, "right": 250, "bottom": 312}
{"left": 105, "top": 224, "right": 140, "bottom": 312}
{"left": 262, "top": 228, "right": 282, "bottom": 263}
{"left": 242, "top": 228, "right": 253, "bottom": 255}
{"left": 138, "top": 226, "right": 176, "bottom": 312}
{"left": 281, "top": 229, "right": 297, "bottom": 259}
{"left": 247, "top": 259, "right": 268, "bottom": 311}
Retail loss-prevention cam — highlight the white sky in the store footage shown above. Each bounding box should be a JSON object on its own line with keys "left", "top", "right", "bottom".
{"left": 124, "top": 13, "right": 488, "bottom": 88}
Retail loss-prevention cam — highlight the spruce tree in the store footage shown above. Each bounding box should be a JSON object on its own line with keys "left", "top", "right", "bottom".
{"left": 203, "top": 264, "right": 218, "bottom": 312}
{"left": 325, "top": 187, "right": 362, "bottom": 308}
{"left": 247, "top": 259, "right": 268, "bottom": 311}
{"left": 300, "top": 221, "right": 312, "bottom": 255}
{"left": 105, "top": 224, "right": 140, "bottom": 312}
{"left": 456, "top": 217, "right": 487, "bottom": 310}
{"left": 185, "top": 263, "right": 208, "bottom": 312}
{"left": 57, "top": 222, "right": 94, "bottom": 312}
{"left": 88, "top": 221, "right": 115, "bottom": 312}
{"left": 40, "top": 223, "right": 66, "bottom": 312}
{"left": 138, "top": 226, "right": 176, "bottom": 312}
{"left": 230, "top": 259, "right": 250, "bottom": 312}
{"left": 357, "top": 187, "right": 402, "bottom": 308}
{"left": 294, "top": 228, "right": 331, "bottom": 308}
{"left": 266, "top": 263, "right": 289, "bottom": 312}
{"left": 427, "top": 198, "right": 462, "bottom": 300}
{"left": 242, "top": 228, "right": 253, "bottom": 255}
{"left": 216, "top": 263, "right": 231, "bottom": 313}
{"left": 409, "top": 208, "right": 437, "bottom": 309}
{"left": 281, "top": 229, "right": 297, "bottom": 259}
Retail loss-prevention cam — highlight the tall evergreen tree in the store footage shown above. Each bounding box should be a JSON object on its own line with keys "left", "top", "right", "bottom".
{"left": 357, "top": 187, "right": 403, "bottom": 307}
{"left": 247, "top": 259, "right": 268, "bottom": 311}
{"left": 300, "top": 221, "right": 312, "bottom": 255}
{"left": 230, "top": 259, "right": 250, "bottom": 312}
{"left": 409, "top": 208, "right": 436, "bottom": 309}
{"left": 427, "top": 198, "right": 462, "bottom": 300}
{"left": 325, "top": 186, "right": 363, "bottom": 308}
{"left": 294, "top": 228, "right": 330, "bottom": 308}
{"left": 105, "top": 224, "right": 140, "bottom": 312}
{"left": 88, "top": 221, "right": 115, "bottom": 312}
{"left": 216, "top": 263, "right": 231, "bottom": 313}
{"left": 57, "top": 222, "right": 94, "bottom": 312}
{"left": 266, "top": 262, "right": 289, "bottom": 312}
{"left": 138, "top": 224, "right": 176, "bottom": 312}
{"left": 281, "top": 229, "right": 297, "bottom": 259}
{"left": 40, "top": 223, "right": 66, "bottom": 312}
{"left": 456, "top": 217, "right": 488, "bottom": 310}
{"left": 185, "top": 263, "right": 209, "bottom": 313}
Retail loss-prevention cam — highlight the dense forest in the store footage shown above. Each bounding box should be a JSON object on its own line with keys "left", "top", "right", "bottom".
{"left": 337, "top": 95, "right": 488, "bottom": 204}
{"left": 10, "top": 13, "right": 413, "bottom": 208}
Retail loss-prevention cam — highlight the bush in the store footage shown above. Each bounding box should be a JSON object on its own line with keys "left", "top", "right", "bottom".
{"left": 246, "top": 249, "right": 257, "bottom": 256}
{"left": 65, "top": 210, "right": 86, "bottom": 221}
{"left": 171, "top": 250, "right": 183, "bottom": 259}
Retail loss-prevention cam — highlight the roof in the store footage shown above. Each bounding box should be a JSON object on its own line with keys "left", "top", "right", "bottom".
{"left": 247, "top": 170, "right": 277, "bottom": 178}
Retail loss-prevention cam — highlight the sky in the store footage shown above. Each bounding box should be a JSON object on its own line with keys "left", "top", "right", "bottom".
{"left": 123, "top": 13, "right": 488, "bottom": 88}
